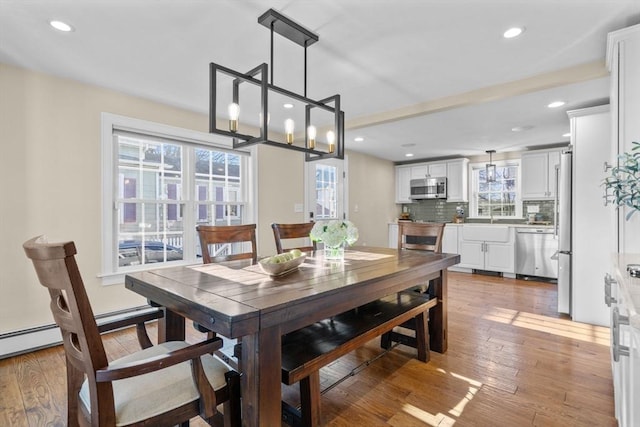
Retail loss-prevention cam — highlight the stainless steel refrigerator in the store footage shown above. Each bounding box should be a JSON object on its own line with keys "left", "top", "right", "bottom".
{"left": 557, "top": 149, "right": 572, "bottom": 314}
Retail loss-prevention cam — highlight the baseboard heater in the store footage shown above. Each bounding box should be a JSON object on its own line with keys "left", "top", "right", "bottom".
{"left": 0, "top": 305, "right": 159, "bottom": 360}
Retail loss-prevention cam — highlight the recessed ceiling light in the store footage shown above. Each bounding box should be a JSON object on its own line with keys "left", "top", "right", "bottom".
{"left": 50, "top": 20, "right": 74, "bottom": 32}
{"left": 511, "top": 125, "right": 534, "bottom": 132}
{"left": 548, "top": 101, "right": 566, "bottom": 108}
{"left": 283, "top": 103, "right": 294, "bottom": 109}
{"left": 562, "top": 132, "right": 571, "bottom": 138}
{"left": 354, "top": 137, "right": 364, "bottom": 142}
{"left": 405, "top": 153, "right": 414, "bottom": 157}
{"left": 503, "top": 27, "right": 524, "bottom": 39}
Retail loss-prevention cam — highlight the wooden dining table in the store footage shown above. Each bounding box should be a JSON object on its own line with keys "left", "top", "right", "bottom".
{"left": 125, "top": 246, "right": 460, "bottom": 427}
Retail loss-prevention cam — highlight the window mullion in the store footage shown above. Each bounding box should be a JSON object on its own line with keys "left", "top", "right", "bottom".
{"left": 182, "top": 145, "right": 196, "bottom": 261}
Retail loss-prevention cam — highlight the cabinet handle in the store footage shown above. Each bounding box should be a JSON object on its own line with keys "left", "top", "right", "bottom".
{"left": 604, "top": 274, "right": 617, "bottom": 307}
{"left": 612, "top": 307, "right": 630, "bottom": 362}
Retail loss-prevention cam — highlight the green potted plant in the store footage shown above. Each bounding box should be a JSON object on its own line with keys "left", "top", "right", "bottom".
{"left": 604, "top": 141, "right": 640, "bottom": 220}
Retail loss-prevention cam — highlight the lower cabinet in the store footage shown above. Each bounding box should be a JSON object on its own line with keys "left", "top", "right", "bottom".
{"left": 442, "top": 224, "right": 458, "bottom": 254}
{"left": 607, "top": 272, "right": 640, "bottom": 427}
{"left": 388, "top": 223, "right": 398, "bottom": 248}
{"left": 457, "top": 226, "right": 515, "bottom": 275}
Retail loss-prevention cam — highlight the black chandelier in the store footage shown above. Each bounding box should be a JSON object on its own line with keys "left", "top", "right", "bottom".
{"left": 209, "top": 8, "right": 344, "bottom": 161}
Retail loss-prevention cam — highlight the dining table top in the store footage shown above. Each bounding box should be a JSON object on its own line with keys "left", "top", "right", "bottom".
{"left": 125, "top": 246, "right": 460, "bottom": 338}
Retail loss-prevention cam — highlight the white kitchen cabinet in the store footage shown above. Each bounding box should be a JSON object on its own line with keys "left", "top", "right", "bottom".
{"left": 395, "top": 161, "right": 449, "bottom": 204}
{"left": 388, "top": 223, "right": 399, "bottom": 248}
{"left": 607, "top": 24, "right": 640, "bottom": 253}
{"left": 441, "top": 224, "right": 458, "bottom": 254}
{"left": 457, "top": 225, "right": 515, "bottom": 275}
{"left": 410, "top": 161, "right": 447, "bottom": 179}
{"left": 521, "top": 149, "right": 561, "bottom": 200}
{"left": 395, "top": 166, "right": 412, "bottom": 203}
{"left": 607, "top": 258, "right": 640, "bottom": 427}
{"left": 569, "top": 105, "right": 611, "bottom": 326}
{"left": 446, "top": 158, "right": 468, "bottom": 202}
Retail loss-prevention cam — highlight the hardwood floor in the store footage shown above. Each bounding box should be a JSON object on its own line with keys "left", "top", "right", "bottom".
{"left": 0, "top": 272, "right": 615, "bottom": 426}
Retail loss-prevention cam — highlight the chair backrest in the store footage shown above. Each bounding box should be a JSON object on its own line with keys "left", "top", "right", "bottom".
{"left": 197, "top": 224, "right": 257, "bottom": 264}
{"left": 23, "top": 236, "right": 111, "bottom": 404}
{"left": 271, "top": 222, "right": 317, "bottom": 254}
{"left": 397, "top": 222, "right": 445, "bottom": 253}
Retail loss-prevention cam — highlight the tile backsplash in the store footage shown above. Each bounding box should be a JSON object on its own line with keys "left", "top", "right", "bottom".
{"left": 402, "top": 199, "right": 555, "bottom": 224}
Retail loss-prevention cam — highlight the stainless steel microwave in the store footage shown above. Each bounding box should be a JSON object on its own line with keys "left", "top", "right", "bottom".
{"left": 410, "top": 177, "right": 447, "bottom": 200}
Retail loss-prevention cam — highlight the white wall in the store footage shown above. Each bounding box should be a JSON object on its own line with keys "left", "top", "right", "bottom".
{"left": 0, "top": 63, "right": 397, "bottom": 334}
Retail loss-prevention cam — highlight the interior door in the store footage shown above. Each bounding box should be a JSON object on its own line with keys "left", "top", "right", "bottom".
{"left": 305, "top": 157, "right": 346, "bottom": 222}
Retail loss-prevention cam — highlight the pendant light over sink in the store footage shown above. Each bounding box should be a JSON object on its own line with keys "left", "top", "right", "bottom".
{"left": 209, "top": 8, "right": 344, "bottom": 161}
{"left": 486, "top": 150, "right": 497, "bottom": 182}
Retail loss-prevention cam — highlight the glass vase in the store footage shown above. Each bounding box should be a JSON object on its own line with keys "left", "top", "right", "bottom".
{"left": 324, "top": 243, "right": 345, "bottom": 261}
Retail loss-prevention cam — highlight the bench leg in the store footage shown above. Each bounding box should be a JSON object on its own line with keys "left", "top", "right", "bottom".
{"left": 414, "top": 311, "right": 430, "bottom": 362}
{"left": 380, "top": 330, "right": 392, "bottom": 349}
{"left": 299, "top": 371, "right": 321, "bottom": 427}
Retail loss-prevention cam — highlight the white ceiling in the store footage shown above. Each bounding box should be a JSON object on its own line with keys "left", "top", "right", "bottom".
{"left": 1, "top": 0, "right": 639, "bottom": 162}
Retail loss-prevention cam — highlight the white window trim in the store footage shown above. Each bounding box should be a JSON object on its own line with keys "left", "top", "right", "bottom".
{"left": 468, "top": 159, "right": 522, "bottom": 220}
{"left": 100, "top": 113, "right": 255, "bottom": 285}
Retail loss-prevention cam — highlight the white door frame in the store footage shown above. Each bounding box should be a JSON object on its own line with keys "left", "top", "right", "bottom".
{"left": 304, "top": 156, "right": 348, "bottom": 222}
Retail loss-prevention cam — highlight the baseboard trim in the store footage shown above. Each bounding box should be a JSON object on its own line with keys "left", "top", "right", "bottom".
{"left": 0, "top": 306, "right": 156, "bottom": 359}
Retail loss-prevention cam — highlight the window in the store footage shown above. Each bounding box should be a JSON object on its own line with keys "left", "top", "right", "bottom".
{"left": 469, "top": 160, "right": 521, "bottom": 219}
{"left": 101, "top": 114, "right": 253, "bottom": 280}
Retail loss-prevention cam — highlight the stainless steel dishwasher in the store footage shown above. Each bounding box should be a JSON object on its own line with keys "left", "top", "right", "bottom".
{"left": 515, "top": 228, "right": 559, "bottom": 279}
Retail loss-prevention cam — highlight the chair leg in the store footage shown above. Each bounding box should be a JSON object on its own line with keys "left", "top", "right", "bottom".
{"left": 66, "top": 356, "right": 83, "bottom": 427}
{"left": 135, "top": 323, "right": 154, "bottom": 349}
{"left": 300, "top": 371, "right": 321, "bottom": 427}
{"left": 222, "top": 370, "right": 242, "bottom": 427}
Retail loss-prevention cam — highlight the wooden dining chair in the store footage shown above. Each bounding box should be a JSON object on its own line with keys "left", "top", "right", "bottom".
{"left": 196, "top": 224, "right": 257, "bottom": 264}
{"left": 271, "top": 222, "right": 317, "bottom": 254}
{"left": 380, "top": 222, "right": 445, "bottom": 356}
{"left": 195, "top": 224, "right": 258, "bottom": 370}
{"left": 396, "top": 221, "right": 444, "bottom": 253}
{"left": 23, "top": 236, "right": 241, "bottom": 427}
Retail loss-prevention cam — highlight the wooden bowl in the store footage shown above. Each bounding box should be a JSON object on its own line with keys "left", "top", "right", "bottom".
{"left": 259, "top": 254, "right": 306, "bottom": 276}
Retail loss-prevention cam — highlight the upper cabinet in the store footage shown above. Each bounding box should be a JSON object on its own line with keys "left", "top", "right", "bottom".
{"left": 395, "top": 159, "right": 468, "bottom": 204}
{"left": 446, "top": 159, "right": 469, "bottom": 202}
{"left": 410, "top": 162, "right": 447, "bottom": 179}
{"left": 607, "top": 24, "right": 640, "bottom": 253}
{"left": 521, "top": 149, "right": 562, "bottom": 200}
{"left": 395, "top": 166, "right": 412, "bottom": 203}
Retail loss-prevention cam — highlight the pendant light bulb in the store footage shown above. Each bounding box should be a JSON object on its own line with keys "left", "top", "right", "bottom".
{"left": 307, "top": 125, "right": 317, "bottom": 149}
{"left": 327, "top": 130, "right": 336, "bottom": 153}
{"left": 228, "top": 103, "right": 240, "bottom": 132}
{"left": 285, "top": 118, "right": 295, "bottom": 144}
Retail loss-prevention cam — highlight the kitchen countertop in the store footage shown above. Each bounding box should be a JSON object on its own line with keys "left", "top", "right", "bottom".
{"left": 391, "top": 222, "right": 554, "bottom": 229}
{"left": 613, "top": 253, "right": 640, "bottom": 330}
{"left": 447, "top": 223, "right": 553, "bottom": 228}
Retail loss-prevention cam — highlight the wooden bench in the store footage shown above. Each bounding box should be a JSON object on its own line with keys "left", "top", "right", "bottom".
{"left": 280, "top": 291, "right": 438, "bottom": 427}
